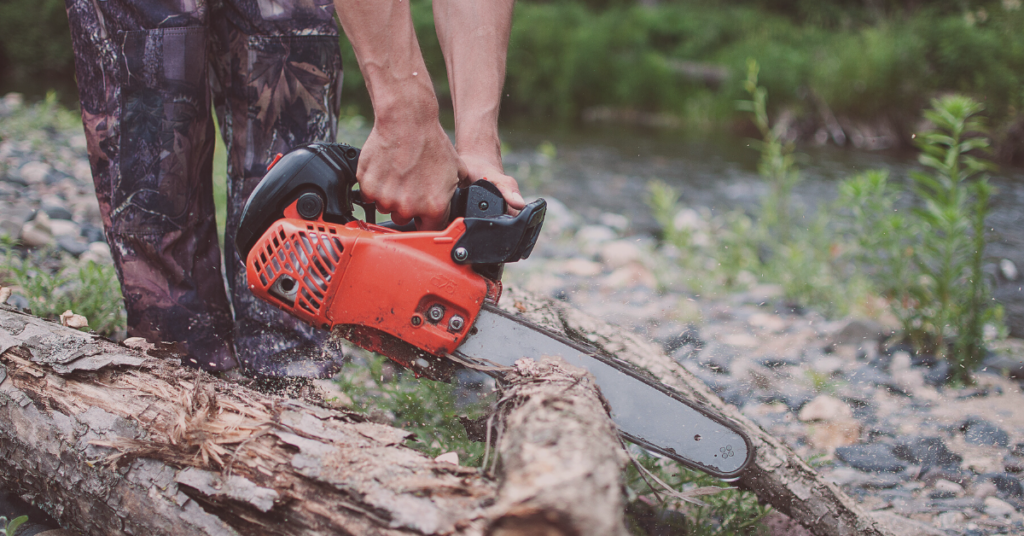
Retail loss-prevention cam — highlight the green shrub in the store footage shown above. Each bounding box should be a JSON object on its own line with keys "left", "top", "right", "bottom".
{"left": 832, "top": 170, "right": 920, "bottom": 331}
{"left": 650, "top": 70, "right": 1004, "bottom": 383}
{"left": 5, "top": 0, "right": 1024, "bottom": 141}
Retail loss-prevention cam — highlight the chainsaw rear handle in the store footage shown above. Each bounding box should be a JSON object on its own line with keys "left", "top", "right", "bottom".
{"left": 235, "top": 142, "right": 546, "bottom": 267}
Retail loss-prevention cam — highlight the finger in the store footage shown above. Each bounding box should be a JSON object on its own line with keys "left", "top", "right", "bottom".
{"left": 416, "top": 204, "right": 451, "bottom": 231}
{"left": 456, "top": 157, "right": 470, "bottom": 188}
{"left": 475, "top": 172, "right": 526, "bottom": 211}
{"left": 391, "top": 213, "right": 412, "bottom": 226}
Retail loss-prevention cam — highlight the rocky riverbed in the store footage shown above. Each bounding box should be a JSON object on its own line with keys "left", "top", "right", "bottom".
{"left": 4, "top": 92, "right": 1024, "bottom": 535}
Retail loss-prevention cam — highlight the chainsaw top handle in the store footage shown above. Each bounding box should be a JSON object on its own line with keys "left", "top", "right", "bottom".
{"left": 235, "top": 142, "right": 547, "bottom": 268}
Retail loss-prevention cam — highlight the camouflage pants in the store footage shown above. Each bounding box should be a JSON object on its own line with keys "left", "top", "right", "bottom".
{"left": 64, "top": 0, "right": 345, "bottom": 376}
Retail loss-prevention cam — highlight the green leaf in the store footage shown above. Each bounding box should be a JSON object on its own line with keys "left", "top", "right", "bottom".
{"left": 6, "top": 516, "right": 28, "bottom": 535}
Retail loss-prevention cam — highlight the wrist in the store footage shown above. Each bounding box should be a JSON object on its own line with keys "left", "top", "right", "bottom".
{"left": 455, "top": 118, "right": 502, "bottom": 167}
{"left": 369, "top": 75, "right": 441, "bottom": 130}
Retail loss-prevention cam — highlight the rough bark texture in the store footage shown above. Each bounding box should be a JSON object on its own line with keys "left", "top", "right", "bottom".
{"left": 0, "top": 303, "right": 628, "bottom": 536}
{"left": 0, "top": 304, "right": 496, "bottom": 535}
{"left": 487, "top": 356, "right": 629, "bottom": 536}
{"left": 495, "top": 286, "right": 900, "bottom": 536}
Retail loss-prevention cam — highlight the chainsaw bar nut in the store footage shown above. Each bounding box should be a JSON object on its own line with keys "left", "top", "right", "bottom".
{"left": 427, "top": 304, "right": 446, "bottom": 323}
{"left": 448, "top": 315, "right": 465, "bottom": 332}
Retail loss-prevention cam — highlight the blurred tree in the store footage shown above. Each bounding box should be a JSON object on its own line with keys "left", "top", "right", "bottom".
{"left": 0, "top": 0, "right": 74, "bottom": 77}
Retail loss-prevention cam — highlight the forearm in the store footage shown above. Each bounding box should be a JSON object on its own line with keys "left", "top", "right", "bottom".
{"left": 335, "top": 0, "right": 439, "bottom": 128}
{"left": 433, "top": 0, "right": 515, "bottom": 165}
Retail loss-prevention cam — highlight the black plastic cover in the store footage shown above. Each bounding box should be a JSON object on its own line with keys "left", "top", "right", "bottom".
{"left": 452, "top": 198, "right": 547, "bottom": 265}
{"left": 235, "top": 143, "right": 361, "bottom": 259}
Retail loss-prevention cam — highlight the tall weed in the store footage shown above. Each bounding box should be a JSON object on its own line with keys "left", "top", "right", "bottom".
{"left": 908, "top": 95, "right": 998, "bottom": 381}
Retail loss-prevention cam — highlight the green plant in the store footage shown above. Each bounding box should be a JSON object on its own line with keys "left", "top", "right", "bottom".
{"left": 334, "top": 352, "right": 491, "bottom": 466}
{"left": 625, "top": 450, "right": 770, "bottom": 535}
{"left": 0, "top": 247, "right": 125, "bottom": 337}
{"left": 737, "top": 59, "right": 802, "bottom": 241}
{"left": 645, "top": 180, "right": 764, "bottom": 296}
{"left": 646, "top": 180, "right": 687, "bottom": 249}
{"left": 0, "top": 91, "right": 81, "bottom": 149}
{"left": 0, "top": 515, "right": 28, "bottom": 536}
{"left": 833, "top": 170, "right": 919, "bottom": 331}
{"left": 909, "top": 95, "right": 997, "bottom": 382}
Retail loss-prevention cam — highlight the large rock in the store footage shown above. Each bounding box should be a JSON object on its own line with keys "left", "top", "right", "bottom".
{"left": 981, "top": 473, "right": 1024, "bottom": 500}
{"left": 18, "top": 161, "right": 53, "bottom": 184}
{"left": 835, "top": 444, "right": 908, "bottom": 473}
{"left": 893, "top": 436, "right": 962, "bottom": 468}
{"left": 798, "top": 395, "right": 853, "bottom": 422}
{"left": 960, "top": 417, "right": 1011, "bottom": 448}
{"left": 828, "top": 318, "right": 888, "bottom": 347}
{"left": 599, "top": 240, "right": 645, "bottom": 270}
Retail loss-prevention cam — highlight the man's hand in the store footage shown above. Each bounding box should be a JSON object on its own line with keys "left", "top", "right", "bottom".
{"left": 358, "top": 116, "right": 465, "bottom": 230}
{"left": 335, "top": 0, "right": 463, "bottom": 230}
{"left": 336, "top": 0, "right": 522, "bottom": 229}
{"left": 459, "top": 152, "right": 526, "bottom": 213}
{"left": 434, "top": 0, "right": 523, "bottom": 213}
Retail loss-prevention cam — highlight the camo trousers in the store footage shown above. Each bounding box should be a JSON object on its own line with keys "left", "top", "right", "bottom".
{"left": 64, "top": 0, "right": 345, "bottom": 375}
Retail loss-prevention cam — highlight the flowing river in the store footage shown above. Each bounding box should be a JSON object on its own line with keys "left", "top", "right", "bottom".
{"left": 499, "top": 120, "right": 1024, "bottom": 335}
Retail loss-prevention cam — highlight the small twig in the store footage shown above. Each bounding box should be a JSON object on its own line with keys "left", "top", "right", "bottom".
{"left": 481, "top": 411, "right": 496, "bottom": 474}
{"left": 620, "top": 438, "right": 665, "bottom": 504}
{"left": 445, "top": 353, "right": 513, "bottom": 373}
{"left": 620, "top": 438, "right": 732, "bottom": 508}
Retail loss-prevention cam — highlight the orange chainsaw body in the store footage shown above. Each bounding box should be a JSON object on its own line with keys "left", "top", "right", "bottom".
{"left": 245, "top": 201, "right": 497, "bottom": 362}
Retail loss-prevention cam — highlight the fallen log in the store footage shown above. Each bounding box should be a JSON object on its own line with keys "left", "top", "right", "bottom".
{"left": 496, "top": 286, "right": 899, "bottom": 536}
{"left": 487, "top": 356, "right": 629, "bottom": 536}
{"left": 0, "top": 303, "right": 628, "bottom": 535}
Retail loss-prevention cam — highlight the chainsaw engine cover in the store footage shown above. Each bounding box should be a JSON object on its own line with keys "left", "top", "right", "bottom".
{"left": 244, "top": 201, "right": 496, "bottom": 378}
{"left": 235, "top": 143, "right": 361, "bottom": 261}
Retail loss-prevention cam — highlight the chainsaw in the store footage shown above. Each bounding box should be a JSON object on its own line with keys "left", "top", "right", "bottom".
{"left": 235, "top": 143, "right": 754, "bottom": 479}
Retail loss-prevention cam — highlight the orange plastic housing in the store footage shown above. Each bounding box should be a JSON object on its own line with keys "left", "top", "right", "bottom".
{"left": 245, "top": 202, "right": 494, "bottom": 361}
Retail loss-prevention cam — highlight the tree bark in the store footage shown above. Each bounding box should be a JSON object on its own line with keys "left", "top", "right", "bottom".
{"left": 0, "top": 303, "right": 627, "bottom": 536}
{"left": 487, "top": 356, "right": 629, "bottom": 536}
{"left": 495, "top": 286, "right": 899, "bottom": 536}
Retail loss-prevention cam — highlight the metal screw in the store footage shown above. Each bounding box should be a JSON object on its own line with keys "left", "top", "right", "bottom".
{"left": 448, "top": 315, "right": 465, "bottom": 332}
{"left": 411, "top": 315, "right": 422, "bottom": 326}
{"left": 453, "top": 247, "right": 469, "bottom": 262}
{"left": 477, "top": 200, "right": 489, "bottom": 211}
{"left": 427, "top": 305, "right": 445, "bottom": 323}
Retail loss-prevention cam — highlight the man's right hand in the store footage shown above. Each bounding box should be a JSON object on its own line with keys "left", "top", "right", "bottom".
{"left": 357, "top": 111, "right": 465, "bottom": 231}
{"left": 335, "top": 0, "right": 465, "bottom": 231}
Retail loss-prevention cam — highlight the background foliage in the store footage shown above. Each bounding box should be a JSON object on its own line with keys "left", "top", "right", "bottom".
{"left": 5, "top": 0, "right": 1024, "bottom": 154}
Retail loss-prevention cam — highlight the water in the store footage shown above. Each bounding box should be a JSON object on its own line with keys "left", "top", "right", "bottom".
{"left": 502, "top": 119, "right": 1021, "bottom": 229}
{"left": 499, "top": 119, "right": 1024, "bottom": 334}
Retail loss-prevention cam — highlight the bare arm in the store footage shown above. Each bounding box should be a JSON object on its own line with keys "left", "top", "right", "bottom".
{"left": 433, "top": 0, "right": 525, "bottom": 210}
{"left": 334, "top": 0, "right": 463, "bottom": 230}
